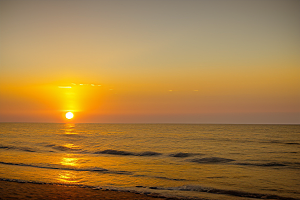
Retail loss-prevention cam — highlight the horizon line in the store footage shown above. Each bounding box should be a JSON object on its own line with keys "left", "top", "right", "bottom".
{"left": 0, "top": 122, "right": 299, "bottom": 125}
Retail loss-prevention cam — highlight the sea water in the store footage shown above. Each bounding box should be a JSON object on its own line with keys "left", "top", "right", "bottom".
{"left": 0, "top": 123, "right": 299, "bottom": 200}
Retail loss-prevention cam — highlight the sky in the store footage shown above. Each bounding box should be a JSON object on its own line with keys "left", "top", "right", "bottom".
{"left": 0, "top": 0, "right": 299, "bottom": 124}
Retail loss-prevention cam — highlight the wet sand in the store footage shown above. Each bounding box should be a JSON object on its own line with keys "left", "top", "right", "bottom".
{"left": 0, "top": 180, "right": 175, "bottom": 200}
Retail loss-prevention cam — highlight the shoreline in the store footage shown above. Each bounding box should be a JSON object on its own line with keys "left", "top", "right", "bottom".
{"left": 0, "top": 180, "right": 181, "bottom": 200}
{"left": 1, "top": 179, "right": 298, "bottom": 200}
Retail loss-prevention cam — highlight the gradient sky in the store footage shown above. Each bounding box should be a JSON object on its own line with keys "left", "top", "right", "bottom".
{"left": 0, "top": 0, "right": 299, "bottom": 123}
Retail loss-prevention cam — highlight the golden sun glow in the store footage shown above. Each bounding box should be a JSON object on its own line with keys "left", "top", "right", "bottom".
{"left": 65, "top": 112, "right": 74, "bottom": 119}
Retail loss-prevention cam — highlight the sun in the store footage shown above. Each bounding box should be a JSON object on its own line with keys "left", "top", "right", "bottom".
{"left": 65, "top": 112, "right": 74, "bottom": 119}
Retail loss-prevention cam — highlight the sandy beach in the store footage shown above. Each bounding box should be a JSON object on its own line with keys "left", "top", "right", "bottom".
{"left": 0, "top": 180, "right": 175, "bottom": 200}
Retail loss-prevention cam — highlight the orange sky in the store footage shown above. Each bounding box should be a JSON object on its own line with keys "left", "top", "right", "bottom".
{"left": 0, "top": 0, "right": 299, "bottom": 123}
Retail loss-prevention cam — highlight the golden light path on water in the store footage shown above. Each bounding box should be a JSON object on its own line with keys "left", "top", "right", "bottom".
{"left": 57, "top": 124, "right": 80, "bottom": 184}
{"left": 58, "top": 154, "right": 79, "bottom": 183}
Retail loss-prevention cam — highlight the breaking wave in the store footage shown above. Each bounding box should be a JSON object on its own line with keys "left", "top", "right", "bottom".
{"left": 164, "top": 185, "right": 300, "bottom": 200}
{"left": 1, "top": 178, "right": 299, "bottom": 200}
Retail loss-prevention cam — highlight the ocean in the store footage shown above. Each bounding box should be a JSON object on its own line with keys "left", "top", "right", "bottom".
{"left": 0, "top": 123, "right": 299, "bottom": 200}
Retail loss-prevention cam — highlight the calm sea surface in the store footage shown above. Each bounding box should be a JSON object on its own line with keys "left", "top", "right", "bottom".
{"left": 0, "top": 123, "right": 299, "bottom": 200}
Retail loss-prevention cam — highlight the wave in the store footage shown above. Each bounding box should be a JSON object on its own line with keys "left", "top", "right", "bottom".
{"left": 133, "top": 174, "right": 187, "bottom": 181}
{"left": 0, "top": 178, "right": 196, "bottom": 200}
{"left": 235, "top": 162, "right": 300, "bottom": 168}
{"left": 285, "top": 142, "right": 300, "bottom": 145}
{"left": 94, "top": 149, "right": 161, "bottom": 156}
{"left": 190, "top": 157, "right": 235, "bottom": 164}
{"left": 268, "top": 151, "right": 298, "bottom": 154}
{"left": 260, "top": 141, "right": 300, "bottom": 146}
{"left": 95, "top": 149, "right": 204, "bottom": 158}
{"left": 165, "top": 185, "right": 300, "bottom": 200}
{"left": 236, "top": 162, "right": 287, "bottom": 167}
{"left": 0, "top": 161, "right": 132, "bottom": 175}
{"left": 1, "top": 143, "right": 86, "bottom": 154}
{"left": 169, "top": 152, "right": 201, "bottom": 157}
{"left": 0, "top": 161, "right": 190, "bottom": 183}
{"left": 2, "top": 143, "right": 298, "bottom": 170}
{"left": 1, "top": 178, "right": 298, "bottom": 200}
{"left": 0, "top": 144, "right": 36, "bottom": 152}
{"left": 45, "top": 144, "right": 83, "bottom": 152}
{"left": 188, "top": 157, "right": 300, "bottom": 168}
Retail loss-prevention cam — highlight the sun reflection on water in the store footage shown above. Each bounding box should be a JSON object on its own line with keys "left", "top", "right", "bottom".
{"left": 63, "top": 123, "right": 77, "bottom": 135}
{"left": 60, "top": 156, "right": 79, "bottom": 167}
{"left": 63, "top": 143, "right": 81, "bottom": 151}
{"left": 58, "top": 171, "right": 78, "bottom": 183}
{"left": 57, "top": 154, "right": 81, "bottom": 184}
